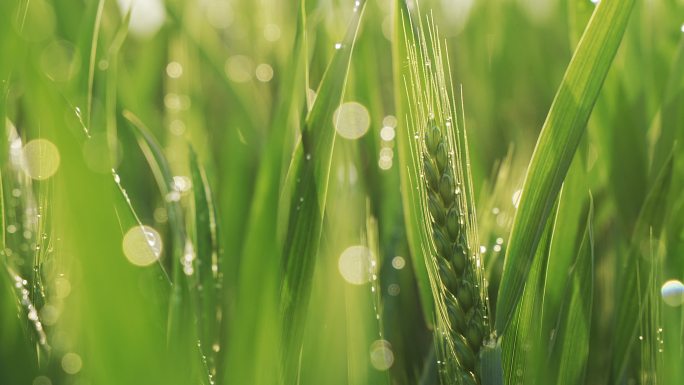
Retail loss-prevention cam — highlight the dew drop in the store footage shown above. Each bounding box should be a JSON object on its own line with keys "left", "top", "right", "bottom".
{"left": 115, "top": 0, "right": 166, "bottom": 38}
{"left": 169, "top": 119, "right": 186, "bottom": 136}
{"left": 255, "top": 63, "right": 274, "bottom": 82}
{"left": 61, "top": 352, "right": 82, "bottom": 374}
{"left": 22, "top": 139, "right": 61, "bottom": 180}
{"left": 380, "top": 126, "right": 395, "bottom": 141}
{"left": 391, "top": 256, "right": 405, "bottom": 270}
{"left": 334, "top": 102, "right": 370, "bottom": 139}
{"left": 172, "top": 175, "right": 191, "bottom": 192}
{"left": 382, "top": 115, "right": 397, "bottom": 128}
{"left": 369, "top": 340, "right": 394, "bottom": 370}
{"left": 338, "top": 245, "right": 373, "bottom": 285}
{"left": 165, "top": 191, "right": 181, "bottom": 202}
{"left": 122, "top": 225, "right": 163, "bottom": 266}
{"left": 661, "top": 280, "right": 684, "bottom": 306}
{"left": 166, "top": 61, "right": 183, "bottom": 78}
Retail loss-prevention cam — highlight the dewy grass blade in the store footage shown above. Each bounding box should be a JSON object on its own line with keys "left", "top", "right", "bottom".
{"left": 495, "top": 0, "right": 635, "bottom": 335}
{"left": 189, "top": 147, "right": 222, "bottom": 373}
{"left": 121, "top": 111, "right": 190, "bottom": 343}
{"left": 122, "top": 112, "right": 212, "bottom": 384}
{"left": 612, "top": 153, "right": 674, "bottom": 381}
{"left": 548, "top": 196, "right": 594, "bottom": 385}
{"left": 224, "top": 2, "right": 307, "bottom": 384}
{"left": 502, "top": 198, "right": 558, "bottom": 385}
{"left": 279, "top": 1, "right": 366, "bottom": 382}
{"left": 541, "top": 154, "right": 588, "bottom": 336}
{"left": 85, "top": 0, "right": 104, "bottom": 132}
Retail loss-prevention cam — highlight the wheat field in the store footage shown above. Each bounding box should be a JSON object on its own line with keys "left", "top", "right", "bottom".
{"left": 1, "top": 0, "right": 683, "bottom": 384}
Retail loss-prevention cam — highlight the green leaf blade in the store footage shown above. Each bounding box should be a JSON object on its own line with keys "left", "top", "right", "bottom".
{"left": 550, "top": 196, "right": 594, "bottom": 385}
{"left": 279, "top": 2, "right": 367, "bottom": 382}
{"left": 495, "top": 0, "right": 635, "bottom": 335}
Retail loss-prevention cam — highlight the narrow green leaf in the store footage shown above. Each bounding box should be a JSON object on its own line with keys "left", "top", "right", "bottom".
{"left": 121, "top": 111, "right": 188, "bottom": 342}
{"left": 541, "top": 154, "right": 588, "bottom": 335}
{"left": 279, "top": 2, "right": 367, "bottom": 381}
{"left": 502, "top": 199, "right": 558, "bottom": 385}
{"left": 85, "top": 0, "right": 104, "bottom": 128}
{"left": 122, "top": 110, "right": 186, "bottom": 265}
{"left": 222, "top": 2, "right": 308, "bottom": 384}
{"left": 652, "top": 39, "right": 684, "bottom": 175}
{"left": 70, "top": 0, "right": 104, "bottom": 126}
{"left": 122, "top": 111, "right": 211, "bottom": 384}
{"left": 612, "top": 152, "right": 674, "bottom": 381}
{"left": 189, "top": 147, "right": 221, "bottom": 368}
{"left": 496, "top": 0, "right": 635, "bottom": 335}
{"left": 567, "top": 0, "right": 595, "bottom": 48}
{"left": 480, "top": 341, "right": 504, "bottom": 385}
{"left": 549, "top": 196, "right": 594, "bottom": 385}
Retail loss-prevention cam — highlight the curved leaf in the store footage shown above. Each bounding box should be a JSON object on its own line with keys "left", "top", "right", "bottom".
{"left": 496, "top": 0, "right": 635, "bottom": 335}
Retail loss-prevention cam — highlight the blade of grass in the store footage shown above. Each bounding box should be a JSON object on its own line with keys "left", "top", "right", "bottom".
{"left": 480, "top": 340, "right": 504, "bottom": 385}
{"left": 279, "top": 1, "right": 367, "bottom": 382}
{"left": 495, "top": 0, "right": 635, "bottom": 335}
{"left": 541, "top": 153, "right": 588, "bottom": 336}
{"left": 122, "top": 110, "right": 187, "bottom": 279}
{"left": 224, "top": 1, "right": 307, "bottom": 384}
{"left": 189, "top": 146, "right": 221, "bottom": 372}
{"left": 612, "top": 152, "right": 674, "bottom": 381}
{"left": 651, "top": 37, "right": 684, "bottom": 175}
{"left": 85, "top": 0, "right": 104, "bottom": 130}
{"left": 567, "top": 0, "right": 596, "bottom": 48}
{"left": 67, "top": 0, "right": 104, "bottom": 134}
{"left": 502, "top": 198, "right": 558, "bottom": 385}
{"left": 548, "top": 196, "right": 594, "bottom": 385}
{"left": 122, "top": 111, "right": 213, "bottom": 384}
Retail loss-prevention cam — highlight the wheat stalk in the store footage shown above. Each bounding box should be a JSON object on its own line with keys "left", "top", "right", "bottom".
{"left": 399, "top": 7, "right": 490, "bottom": 384}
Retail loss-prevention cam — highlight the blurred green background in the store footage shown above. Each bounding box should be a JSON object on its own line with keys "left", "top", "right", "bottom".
{"left": 1, "top": 0, "right": 683, "bottom": 384}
